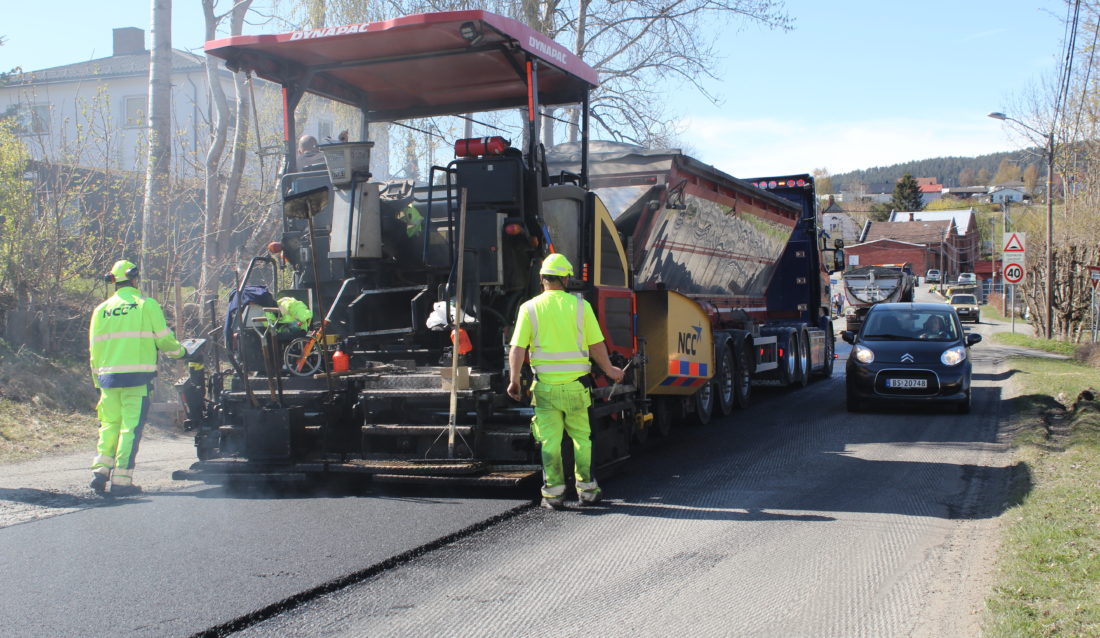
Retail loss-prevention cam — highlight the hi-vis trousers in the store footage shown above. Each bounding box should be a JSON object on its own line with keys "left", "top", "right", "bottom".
{"left": 91, "top": 385, "right": 150, "bottom": 486}
{"left": 530, "top": 379, "right": 601, "bottom": 501}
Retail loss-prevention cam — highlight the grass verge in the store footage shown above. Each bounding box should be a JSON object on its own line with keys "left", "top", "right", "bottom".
{"left": 0, "top": 398, "right": 98, "bottom": 463}
{"left": 990, "top": 332, "right": 1079, "bottom": 357}
{"left": 985, "top": 355, "right": 1100, "bottom": 637}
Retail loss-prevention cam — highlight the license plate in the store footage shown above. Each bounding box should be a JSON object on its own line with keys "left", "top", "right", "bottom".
{"left": 887, "top": 378, "right": 927, "bottom": 389}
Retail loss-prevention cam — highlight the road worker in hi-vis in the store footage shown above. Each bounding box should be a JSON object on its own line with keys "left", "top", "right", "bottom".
{"left": 507, "top": 253, "right": 625, "bottom": 509}
{"left": 88, "top": 260, "right": 187, "bottom": 497}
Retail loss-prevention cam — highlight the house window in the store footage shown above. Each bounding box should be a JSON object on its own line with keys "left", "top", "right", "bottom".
{"left": 15, "top": 103, "right": 50, "bottom": 135}
{"left": 317, "top": 120, "right": 333, "bottom": 141}
{"left": 123, "top": 95, "right": 146, "bottom": 128}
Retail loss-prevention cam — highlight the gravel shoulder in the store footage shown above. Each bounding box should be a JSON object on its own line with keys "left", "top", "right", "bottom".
{"left": 0, "top": 425, "right": 200, "bottom": 529}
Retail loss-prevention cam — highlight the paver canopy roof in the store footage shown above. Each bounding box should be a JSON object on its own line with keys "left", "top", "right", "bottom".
{"left": 205, "top": 10, "right": 598, "bottom": 121}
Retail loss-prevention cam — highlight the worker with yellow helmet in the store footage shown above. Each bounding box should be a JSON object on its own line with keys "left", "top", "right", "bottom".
{"left": 88, "top": 260, "right": 188, "bottom": 496}
{"left": 508, "top": 253, "right": 625, "bottom": 509}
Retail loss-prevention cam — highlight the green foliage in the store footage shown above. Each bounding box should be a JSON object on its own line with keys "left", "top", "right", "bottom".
{"left": 831, "top": 149, "right": 1043, "bottom": 193}
{"left": 0, "top": 120, "right": 33, "bottom": 288}
{"left": 990, "top": 332, "right": 1079, "bottom": 356}
{"left": 890, "top": 173, "right": 924, "bottom": 212}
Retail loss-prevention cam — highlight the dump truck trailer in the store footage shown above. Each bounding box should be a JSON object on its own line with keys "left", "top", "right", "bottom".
{"left": 176, "top": 11, "right": 841, "bottom": 488}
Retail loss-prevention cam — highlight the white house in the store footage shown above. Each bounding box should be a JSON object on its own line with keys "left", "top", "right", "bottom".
{"left": 989, "top": 186, "right": 1025, "bottom": 204}
{"left": 0, "top": 27, "right": 358, "bottom": 180}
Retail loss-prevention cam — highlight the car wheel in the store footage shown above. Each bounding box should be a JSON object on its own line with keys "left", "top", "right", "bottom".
{"left": 973, "top": 313, "right": 980, "bottom": 324}
{"left": 957, "top": 389, "right": 971, "bottom": 414}
{"left": 846, "top": 383, "right": 863, "bottom": 413}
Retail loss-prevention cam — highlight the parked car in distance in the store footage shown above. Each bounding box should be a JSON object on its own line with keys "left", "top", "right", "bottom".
{"left": 957, "top": 272, "right": 977, "bottom": 285}
{"left": 842, "top": 302, "right": 981, "bottom": 413}
{"left": 950, "top": 293, "right": 980, "bottom": 323}
{"left": 925, "top": 269, "right": 941, "bottom": 284}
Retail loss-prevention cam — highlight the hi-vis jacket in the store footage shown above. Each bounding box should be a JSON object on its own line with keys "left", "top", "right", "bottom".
{"left": 510, "top": 290, "right": 605, "bottom": 385}
{"left": 89, "top": 286, "right": 186, "bottom": 388}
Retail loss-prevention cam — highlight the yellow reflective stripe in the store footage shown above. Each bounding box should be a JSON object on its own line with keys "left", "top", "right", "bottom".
{"left": 91, "top": 331, "right": 159, "bottom": 343}
{"left": 533, "top": 362, "right": 591, "bottom": 373}
{"left": 153, "top": 328, "right": 173, "bottom": 339}
{"left": 94, "top": 364, "right": 158, "bottom": 373}
{"left": 532, "top": 350, "right": 587, "bottom": 360}
{"left": 573, "top": 293, "right": 588, "bottom": 357}
{"left": 527, "top": 304, "right": 540, "bottom": 350}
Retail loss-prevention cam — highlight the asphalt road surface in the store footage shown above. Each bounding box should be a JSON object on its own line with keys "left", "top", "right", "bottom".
{"left": 1, "top": 304, "right": 1023, "bottom": 638}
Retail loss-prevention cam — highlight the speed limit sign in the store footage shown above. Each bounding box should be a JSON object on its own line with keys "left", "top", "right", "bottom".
{"left": 1003, "top": 258, "right": 1025, "bottom": 283}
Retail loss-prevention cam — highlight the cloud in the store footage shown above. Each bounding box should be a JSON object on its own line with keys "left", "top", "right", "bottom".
{"left": 676, "top": 115, "right": 1020, "bottom": 177}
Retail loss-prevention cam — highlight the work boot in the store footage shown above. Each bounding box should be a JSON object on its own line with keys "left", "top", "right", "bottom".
{"left": 110, "top": 484, "right": 143, "bottom": 497}
{"left": 578, "top": 490, "right": 603, "bottom": 506}
{"left": 89, "top": 474, "right": 108, "bottom": 495}
{"left": 540, "top": 497, "right": 565, "bottom": 510}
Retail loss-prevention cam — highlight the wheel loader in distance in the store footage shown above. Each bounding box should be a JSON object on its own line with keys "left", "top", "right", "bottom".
{"left": 175, "top": 10, "right": 845, "bottom": 487}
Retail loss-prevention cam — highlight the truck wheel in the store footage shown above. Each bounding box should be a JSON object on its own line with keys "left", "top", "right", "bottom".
{"left": 652, "top": 397, "right": 673, "bottom": 437}
{"left": 713, "top": 343, "right": 736, "bottom": 417}
{"left": 796, "top": 329, "right": 810, "bottom": 388}
{"left": 817, "top": 326, "right": 835, "bottom": 378}
{"left": 779, "top": 329, "right": 799, "bottom": 387}
{"left": 733, "top": 342, "right": 752, "bottom": 409}
{"left": 690, "top": 383, "right": 714, "bottom": 426}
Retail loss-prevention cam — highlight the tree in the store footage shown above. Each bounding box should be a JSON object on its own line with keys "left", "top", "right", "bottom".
{"left": 199, "top": 0, "right": 255, "bottom": 300}
{"left": 889, "top": 173, "right": 923, "bottom": 212}
{"left": 976, "top": 167, "right": 991, "bottom": 186}
{"left": 812, "top": 167, "right": 832, "bottom": 196}
{"left": 992, "top": 158, "right": 1021, "bottom": 185}
{"left": 1022, "top": 163, "right": 1039, "bottom": 194}
{"left": 141, "top": 0, "right": 173, "bottom": 282}
{"left": 957, "top": 167, "right": 975, "bottom": 187}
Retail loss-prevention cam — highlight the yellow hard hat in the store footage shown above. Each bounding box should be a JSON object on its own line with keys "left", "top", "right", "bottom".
{"left": 539, "top": 253, "right": 573, "bottom": 277}
{"left": 109, "top": 260, "right": 139, "bottom": 283}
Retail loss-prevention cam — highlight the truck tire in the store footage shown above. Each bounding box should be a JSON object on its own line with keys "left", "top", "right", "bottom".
{"left": 733, "top": 342, "right": 752, "bottom": 409}
{"left": 778, "top": 328, "right": 799, "bottom": 387}
{"left": 796, "top": 329, "right": 810, "bottom": 388}
{"left": 816, "top": 323, "right": 835, "bottom": 378}
{"left": 713, "top": 342, "right": 736, "bottom": 417}
{"left": 690, "top": 383, "right": 714, "bottom": 426}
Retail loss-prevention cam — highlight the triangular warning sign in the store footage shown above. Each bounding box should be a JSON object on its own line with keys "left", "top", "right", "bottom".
{"left": 1004, "top": 233, "right": 1025, "bottom": 252}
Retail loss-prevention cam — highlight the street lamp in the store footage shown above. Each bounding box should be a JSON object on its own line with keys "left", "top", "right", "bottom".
{"left": 987, "top": 111, "right": 1055, "bottom": 339}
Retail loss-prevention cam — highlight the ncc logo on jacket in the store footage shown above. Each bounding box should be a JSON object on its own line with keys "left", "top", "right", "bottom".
{"left": 102, "top": 303, "right": 139, "bottom": 318}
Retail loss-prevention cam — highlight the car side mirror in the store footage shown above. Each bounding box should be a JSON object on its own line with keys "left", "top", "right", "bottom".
{"left": 841, "top": 330, "right": 855, "bottom": 344}
{"left": 965, "top": 333, "right": 982, "bottom": 347}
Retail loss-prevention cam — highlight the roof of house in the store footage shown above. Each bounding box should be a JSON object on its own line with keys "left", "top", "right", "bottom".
{"left": 11, "top": 50, "right": 207, "bottom": 86}
{"left": 847, "top": 237, "right": 928, "bottom": 250}
{"left": 863, "top": 220, "right": 953, "bottom": 244}
{"left": 887, "top": 208, "right": 976, "bottom": 233}
{"left": 942, "top": 186, "right": 988, "bottom": 194}
{"left": 989, "top": 185, "right": 1025, "bottom": 193}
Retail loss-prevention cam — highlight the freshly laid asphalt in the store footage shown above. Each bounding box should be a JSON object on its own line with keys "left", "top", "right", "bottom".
{"left": 0, "top": 484, "right": 528, "bottom": 637}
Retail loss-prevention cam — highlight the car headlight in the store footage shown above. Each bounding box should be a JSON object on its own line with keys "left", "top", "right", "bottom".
{"left": 854, "top": 344, "right": 874, "bottom": 364}
{"left": 941, "top": 345, "right": 967, "bottom": 366}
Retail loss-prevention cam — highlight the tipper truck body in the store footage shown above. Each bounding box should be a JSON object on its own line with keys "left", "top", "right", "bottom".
{"left": 176, "top": 11, "right": 842, "bottom": 487}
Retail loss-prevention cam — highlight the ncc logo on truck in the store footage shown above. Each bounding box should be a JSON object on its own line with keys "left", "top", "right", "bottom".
{"left": 677, "top": 325, "right": 703, "bottom": 355}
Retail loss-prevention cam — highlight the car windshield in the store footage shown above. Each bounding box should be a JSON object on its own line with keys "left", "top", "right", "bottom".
{"left": 951, "top": 295, "right": 977, "bottom": 304}
{"left": 862, "top": 310, "right": 959, "bottom": 341}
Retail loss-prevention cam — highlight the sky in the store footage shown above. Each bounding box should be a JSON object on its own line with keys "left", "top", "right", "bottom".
{"left": 0, "top": 1, "right": 1070, "bottom": 177}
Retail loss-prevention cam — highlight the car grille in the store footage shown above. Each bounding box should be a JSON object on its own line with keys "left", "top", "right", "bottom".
{"left": 874, "top": 368, "right": 940, "bottom": 396}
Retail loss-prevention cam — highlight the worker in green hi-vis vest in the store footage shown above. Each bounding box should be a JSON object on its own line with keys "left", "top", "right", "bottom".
{"left": 88, "top": 260, "right": 187, "bottom": 497}
{"left": 507, "top": 253, "right": 624, "bottom": 510}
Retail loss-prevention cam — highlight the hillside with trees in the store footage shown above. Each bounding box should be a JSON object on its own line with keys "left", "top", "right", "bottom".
{"left": 829, "top": 149, "right": 1043, "bottom": 192}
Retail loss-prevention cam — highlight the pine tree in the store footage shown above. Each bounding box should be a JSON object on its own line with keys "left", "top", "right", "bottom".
{"left": 890, "top": 173, "right": 923, "bottom": 212}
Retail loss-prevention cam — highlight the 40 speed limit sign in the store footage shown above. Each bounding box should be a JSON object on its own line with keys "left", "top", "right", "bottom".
{"left": 1003, "top": 255, "right": 1025, "bottom": 283}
